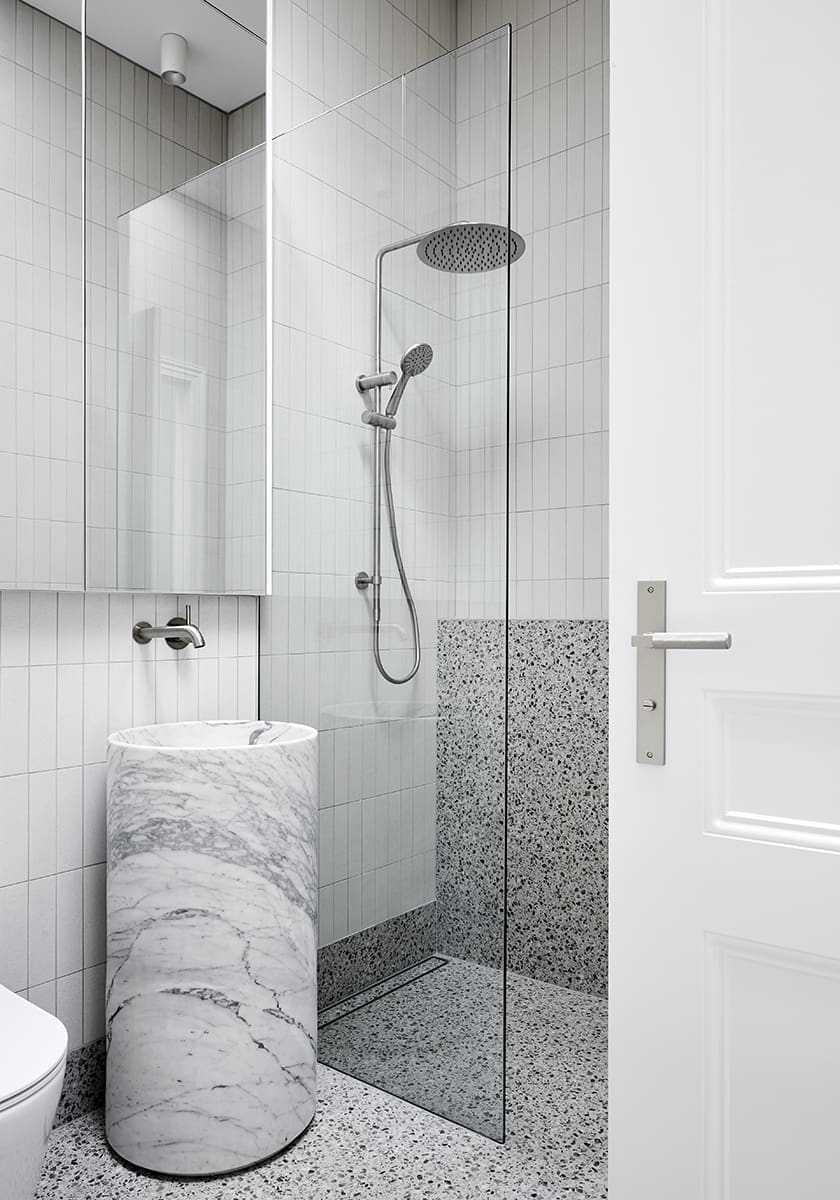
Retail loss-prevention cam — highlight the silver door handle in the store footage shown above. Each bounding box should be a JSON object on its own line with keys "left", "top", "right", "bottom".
{"left": 631, "top": 631, "right": 732, "bottom": 650}
{"left": 633, "top": 581, "right": 733, "bottom": 765}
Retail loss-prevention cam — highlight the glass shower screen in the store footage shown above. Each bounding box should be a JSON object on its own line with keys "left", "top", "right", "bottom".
{"left": 264, "top": 27, "right": 513, "bottom": 1140}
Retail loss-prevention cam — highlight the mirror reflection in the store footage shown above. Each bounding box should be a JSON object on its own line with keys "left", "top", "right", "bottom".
{"left": 0, "top": 1, "right": 84, "bottom": 589}
{"left": 83, "top": 0, "right": 268, "bottom": 593}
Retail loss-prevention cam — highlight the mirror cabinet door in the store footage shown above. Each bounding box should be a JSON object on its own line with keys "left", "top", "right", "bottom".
{"left": 84, "top": 0, "right": 269, "bottom": 594}
{"left": 0, "top": 0, "right": 84, "bottom": 589}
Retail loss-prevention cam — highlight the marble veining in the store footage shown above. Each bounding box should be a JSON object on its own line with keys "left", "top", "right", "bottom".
{"left": 38, "top": 971, "right": 607, "bottom": 1199}
{"left": 105, "top": 720, "right": 318, "bottom": 1177}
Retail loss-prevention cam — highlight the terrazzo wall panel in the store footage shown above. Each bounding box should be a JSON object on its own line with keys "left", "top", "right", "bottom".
{"left": 435, "top": 620, "right": 505, "bottom": 968}
{"left": 317, "top": 902, "right": 436, "bottom": 1009}
{"left": 436, "top": 617, "right": 608, "bottom": 997}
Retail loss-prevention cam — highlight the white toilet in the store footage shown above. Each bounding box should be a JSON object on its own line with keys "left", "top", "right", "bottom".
{"left": 0, "top": 985, "right": 68, "bottom": 1200}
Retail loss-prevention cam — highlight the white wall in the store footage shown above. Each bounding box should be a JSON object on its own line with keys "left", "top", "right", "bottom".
{"left": 272, "top": 0, "right": 456, "bottom": 131}
{"left": 0, "top": 590, "right": 257, "bottom": 1052}
{"left": 457, "top": 0, "right": 609, "bottom": 620}
{"left": 0, "top": 1, "right": 261, "bottom": 1055}
{"left": 451, "top": 29, "right": 512, "bottom": 618}
{"left": 263, "top": 0, "right": 458, "bottom": 946}
{"left": 227, "top": 94, "right": 266, "bottom": 159}
{"left": 0, "top": 1, "right": 84, "bottom": 589}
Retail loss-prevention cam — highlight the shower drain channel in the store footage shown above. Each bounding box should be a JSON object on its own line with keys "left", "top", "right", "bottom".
{"left": 318, "top": 956, "right": 449, "bottom": 1029}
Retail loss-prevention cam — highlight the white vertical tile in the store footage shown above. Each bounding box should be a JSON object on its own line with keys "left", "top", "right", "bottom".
{"left": 82, "top": 663, "right": 108, "bottom": 764}
{"left": 56, "top": 969, "right": 83, "bottom": 1050}
{"left": 56, "top": 663, "right": 83, "bottom": 767}
{"left": 28, "top": 979, "right": 56, "bottom": 1015}
{"left": 28, "top": 664, "right": 56, "bottom": 772}
{"left": 0, "top": 774, "right": 28, "bottom": 886}
{"left": 82, "top": 763, "right": 106, "bottom": 866}
{"left": 0, "top": 593, "right": 30, "bottom": 665}
{"left": 27, "top": 873, "right": 56, "bottom": 986}
{"left": 56, "top": 867, "right": 83, "bottom": 976}
{"left": 0, "top": 666, "right": 29, "bottom": 777}
{"left": 56, "top": 765, "right": 83, "bottom": 872}
{"left": 0, "top": 882, "right": 28, "bottom": 990}
{"left": 82, "top": 962, "right": 105, "bottom": 1043}
{"left": 29, "top": 591, "right": 56, "bottom": 664}
{"left": 28, "top": 770, "right": 56, "bottom": 878}
{"left": 82, "top": 862, "right": 106, "bottom": 968}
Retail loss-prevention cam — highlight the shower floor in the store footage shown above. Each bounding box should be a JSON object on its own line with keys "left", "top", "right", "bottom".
{"left": 36, "top": 970, "right": 607, "bottom": 1199}
{"left": 319, "top": 956, "right": 506, "bottom": 1138}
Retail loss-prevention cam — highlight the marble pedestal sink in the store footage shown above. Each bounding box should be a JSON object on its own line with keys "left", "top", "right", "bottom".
{"left": 105, "top": 720, "right": 318, "bottom": 1177}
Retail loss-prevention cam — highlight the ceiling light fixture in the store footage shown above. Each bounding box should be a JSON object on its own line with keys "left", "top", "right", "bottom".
{"left": 160, "top": 33, "right": 187, "bottom": 86}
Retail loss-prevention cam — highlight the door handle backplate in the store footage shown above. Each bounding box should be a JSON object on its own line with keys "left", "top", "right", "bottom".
{"left": 634, "top": 580, "right": 732, "bottom": 764}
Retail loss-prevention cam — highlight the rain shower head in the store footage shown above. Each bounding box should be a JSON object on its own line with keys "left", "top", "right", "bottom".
{"left": 385, "top": 343, "right": 434, "bottom": 418}
{"left": 416, "top": 222, "right": 526, "bottom": 273}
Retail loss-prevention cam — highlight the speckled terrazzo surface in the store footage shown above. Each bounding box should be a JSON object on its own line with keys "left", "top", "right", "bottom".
{"left": 36, "top": 971, "right": 607, "bottom": 1199}
{"left": 54, "top": 1039, "right": 105, "bottom": 1127}
{"left": 436, "top": 622, "right": 506, "bottom": 967}
{"left": 319, "top": 957, "right": 505, "bottom": 1139}
{"left": 318, "top": 903, "right": 436, "bottom": 1009}
{"left": 507, "top": 620, "right": 608, "bottom": 997}
{"left": 437, "top": 619, "right": 609, "bottom": 997}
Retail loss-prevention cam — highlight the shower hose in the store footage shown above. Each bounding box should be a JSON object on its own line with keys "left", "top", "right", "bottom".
{"left": 373, "top": 428, "right": 421, "bottom": 685}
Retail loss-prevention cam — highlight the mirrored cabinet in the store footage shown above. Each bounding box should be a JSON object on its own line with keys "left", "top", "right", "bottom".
{"left": 0, "top": 0, "right": 270, "bottom": 593}
{"left": 0, "top": 0, "right": 84, "bottom": 589}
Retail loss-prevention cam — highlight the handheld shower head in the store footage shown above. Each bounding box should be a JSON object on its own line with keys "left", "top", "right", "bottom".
{"left": 384, "top": 343, "right": 433, "bottom": 418}
{"left": 400, "top": 343, "right": 434, "bottom": 377}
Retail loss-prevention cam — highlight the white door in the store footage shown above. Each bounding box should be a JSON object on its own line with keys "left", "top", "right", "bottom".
{"left": 610, "top": 2, "right": 840, "bottom": 1197}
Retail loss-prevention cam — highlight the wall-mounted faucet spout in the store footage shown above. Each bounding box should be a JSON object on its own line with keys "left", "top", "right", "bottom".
{"left": 132, "top": 604, "right": 206, "bottom": 650}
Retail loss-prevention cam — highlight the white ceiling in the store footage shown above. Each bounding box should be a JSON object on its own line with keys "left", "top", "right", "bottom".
{"left": 35, "top": 0, "right": 266, "bottom": 112}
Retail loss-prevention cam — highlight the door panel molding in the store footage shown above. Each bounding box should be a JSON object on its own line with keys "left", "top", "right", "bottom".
{"left": 703, "top": 0, "right": 840, "bottom": 593}
{"left": 705, "top": 933, "right": 840, "bottom": 1199}
{"left": 704, "top": 690, "right": 840, "bottom": 853}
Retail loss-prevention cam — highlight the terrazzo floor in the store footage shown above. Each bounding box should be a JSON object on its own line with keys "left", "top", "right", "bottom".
{"left": 36, "top": 971, "right": 607, "bottom": 1200}
{"left": 319, "top": 956, "right": 505, "bottom": 1139}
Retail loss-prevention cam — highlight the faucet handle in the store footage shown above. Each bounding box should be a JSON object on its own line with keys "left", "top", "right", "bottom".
{"left": 164, "top": 603, "right": 205, "bottom": 651}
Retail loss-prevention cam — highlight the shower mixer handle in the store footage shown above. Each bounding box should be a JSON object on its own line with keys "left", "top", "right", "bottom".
{"left": 355, "top": 571, "right": 380, "bottom": 591}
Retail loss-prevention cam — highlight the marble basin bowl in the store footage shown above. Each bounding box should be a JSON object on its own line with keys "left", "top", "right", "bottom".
{"left": 105, "top": 720, "right": 318, "bottom": 1178}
